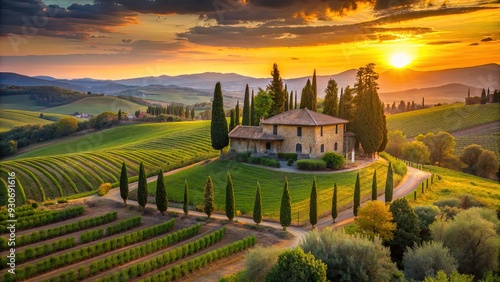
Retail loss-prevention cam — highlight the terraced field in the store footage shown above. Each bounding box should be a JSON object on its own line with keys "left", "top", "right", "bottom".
{"left": 44, "top": 96, "right": 148, "bottom": 116}
{"left": 0, "top": 109, "right": 69, "bottom": 132}
{"left": 387, "top": 103, "right": 500, "bottom": 138}
{"left": 141, "top": 159, "right": 403, "bottom": 222}
{"left": 0, "top": 204, "right": 258, "bottom": 282}
{"left": 0, "top": 121, "right": 219, "bottom": 203}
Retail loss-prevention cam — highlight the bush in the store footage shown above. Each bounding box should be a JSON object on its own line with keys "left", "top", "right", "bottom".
{"left": 277, "top": 153, "right": 298, "bottom": 161}
{"left": 98, "top": 183, "right": 112, "bottom": 196}
{"left": 296, "top": 159, "right": 327, "bottom": 171}
{"left": 248, "top": 157, "right": 280, "bottom": 168}
{"left": 244, "top": 246, "right": 282, "bottom": 282}
{"left": 403, "top": 241, "right": 458, "bottom": 281}
{"left": 321, "top": 152, "right": 345, "bottom": 169}
{"left": 287, "top": 159, "right": 294, "bottom": 166}
{"left": 380, "top": 152, "right": 407, "bottom": 176}
{"left": 236, "top": 151, "right": 252, "bottom": 162}
{"left": 265, "top": 247, "right": 327, "bottom": 282}
{"left": 433, "top": 198, "right": 460, "bottom": 209}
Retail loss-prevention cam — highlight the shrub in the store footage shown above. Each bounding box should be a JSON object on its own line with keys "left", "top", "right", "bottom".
{"left": 98, "top": 183, "right": 112, "bottom": 196}
{"left": 287, "top": 159, "right": 294, "bottom": 166}
{"left": 57, "top": 198, "right": 68, "bottom": 204}
{"left": 265, "top": 247, "right": 327, "bottom": 282}
{"left": 244, "top": 246, "right": 282, "bottom": 282}
{"left": 296, "top": 159, "right": 326, "bottom": 171}
{"left": 403, "top": 241, "right": 458, "bottom": 281}
{"left": 236, "top": 151, "right": 252, "bottom": 162}
{"left": 321, "top": 152, "right": 345, "bottom": 169}
{"left": 433, "top": 198, "right": 460, "bottom": 209}
{"left": 248, "top": 157, "right": 280, "bottom": 168}
{"left": 277, "top": 153, "right": 298, "bottom": 161}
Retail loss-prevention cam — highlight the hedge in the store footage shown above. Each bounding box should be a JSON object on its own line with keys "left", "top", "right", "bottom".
{"left": 0, "top": 205, "right": 84, "bottom": 233}
{"left": 137, "top": 235, "right": 257, "bottom": 282}
{"left": 1, "top": 212, "right": 117, "bottom": 250}
{"left": 248, "top": 157, "right": 280, "bottom": 168}
{"left": 296, "top": 159, "right": 327, "bottom": 171}
{"left": 94, "top": 227, "right": 227, "bottom": 282}
{"left": 379, "top": 152, "right": 407, "bottom": 176}
{"left": 80, "top": 216, "right": 141, "bottom": 243}
{"left": 47, "top": 223, "right": 203, "bottom": 282}
{"left": 3, "top": 219, "right": 175, "bottom": 281}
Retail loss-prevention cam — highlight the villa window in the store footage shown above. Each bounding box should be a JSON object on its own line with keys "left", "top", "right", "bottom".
{"left": 296, "top": 143, "right": 302, "bottom": 153}
{"left": 334, "top": 142, "right": 338, "bottom": 151}
{"left": 273, "top": 125, "right": 278, "bottom": 135}
{"left": 266, "top": 142, "right": 271, "bottom": 150}
{"left": 321, "top": 144, "right": 325, "bottom": 153}
{"left": 297, "top": 127, "right": 302, "bottom": 137}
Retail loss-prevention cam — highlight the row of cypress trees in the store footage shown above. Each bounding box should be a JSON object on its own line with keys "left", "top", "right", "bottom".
{"left": 353, "top": 162, "right": 394, "bottom": 216}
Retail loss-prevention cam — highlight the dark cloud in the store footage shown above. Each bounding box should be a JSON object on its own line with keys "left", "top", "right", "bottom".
{"left": 480, "top": 37, "right": 493, "bottom": 42}
{"left": 469, "top": 43, "right": 479, "bottom": 46}
{"left": 426, "top": 40, "right": 461, "bottom": 45}
{"left": 121, "top": 38, "right": 133, "bottom": 43}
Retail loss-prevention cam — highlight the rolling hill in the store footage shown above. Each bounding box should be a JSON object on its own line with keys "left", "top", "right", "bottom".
{"left": 379, "top": 83, "right": 483, "bottom": 105}
{"left": 43, "top": 96, "right": 148, "bottom": 116}
{"left": 0, "top": 110, "right": 68, "bottom": 132}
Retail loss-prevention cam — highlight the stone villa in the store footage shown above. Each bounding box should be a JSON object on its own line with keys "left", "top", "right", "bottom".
{"left": 228, "top": 108, "right": 355, "bottom": 158}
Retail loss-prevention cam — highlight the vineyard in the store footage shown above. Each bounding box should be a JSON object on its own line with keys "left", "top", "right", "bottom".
{"left": 0, "top": 110, "right": 68, "bottom": 132}
{"left": 139, "top": 159, "right": 403, "bottom": 221}
{"left": 0, "top": 121, "right": 219, "bottom": 204}
{"left": 0, "top": 203, "right": 260, "bottom": 282}
{"left": 387, "top": 103, "right": 500, "bottom": 137}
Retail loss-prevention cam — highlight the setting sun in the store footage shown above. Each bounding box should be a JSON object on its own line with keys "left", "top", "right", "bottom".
{"left": 390, "top": 52, "right": 412, "bottom": 68}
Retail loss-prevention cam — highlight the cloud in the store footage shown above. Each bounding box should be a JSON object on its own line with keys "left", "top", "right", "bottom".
{"left": 480, "top": 37, "right": 493, "bottom": 42}
{"left": 426, "top": 40, "right": 461, "bottom": 45}
{"left": 469, "top": 43, "right": 480, "bottom": 46}
{"left": 121, "top": 39, "right": 133, "bottom": 43}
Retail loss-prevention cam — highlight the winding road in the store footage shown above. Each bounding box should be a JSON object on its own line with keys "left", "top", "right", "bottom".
{"left": 103, "top": 159, "right": 431, "bottom": 246}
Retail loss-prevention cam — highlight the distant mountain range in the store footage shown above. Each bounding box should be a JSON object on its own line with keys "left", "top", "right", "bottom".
{"left": 1, "top": 63, "right": 498, "bottom": 105}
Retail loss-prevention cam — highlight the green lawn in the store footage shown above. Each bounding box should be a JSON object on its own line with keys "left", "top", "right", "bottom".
{"left": 0, "top": 109, "right": 69, "bottom": 132}
{"left": 409, "top": 166, "right": 500, "bottom": 208}
{"left": 0, "top": 95, "right": 47, "bottom": 111}
{"left": 143, "top": 159, "right": 402, "bottom": 222}
{"left": 387, "top": 103, "right": 500, "bottom": 138}
{"left": 43, "top": 96, "right": 148, "bottom": 116}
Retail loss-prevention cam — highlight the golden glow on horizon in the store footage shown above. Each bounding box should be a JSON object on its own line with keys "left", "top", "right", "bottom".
{"left": 390, "top": 52, "right": 412, "bottom": 68}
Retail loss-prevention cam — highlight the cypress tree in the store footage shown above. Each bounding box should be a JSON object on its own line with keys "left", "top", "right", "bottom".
{"left": 242, "top": 85, "right": 250, "bottom": 125}
{"left": 119, "top": 162, "right": 129, "bottom": 205}
{"left": 210, "top": 82, "right": 229, "bottom": 154}
{"left": 338, "top": 88, "right": 345, "bottom": 118}
{"left": 354, "top": 86, "right": 384, "bottom": 158}
{"left": 300, "top": 79, "right": 313, "bottom": 109}
{"left": 229, "top": 109, "right": 235, "bottom": 131}
{"left": 190, "top": 108, "right": 195, "bottom": 120}
{"left": 284, "top": 84, "right": 289, "bottom": 112}
{"left": 280, "top": 177, "right": 292, "bottom": 231}
{"left": 480, "top": 88, "right": 487, "bottom": 104}
{"left": 289, "top": 90, "right": 294, "bottom": 111}
{"left": 155, "top": 170, "right": 167, "bottom": 215}
{"left": 378, "top": 114, "right": 388, "bottom": 153}
{"left": 385, "top": 162, "right": 394, "bottom": 203}
{"left": 371, "top": 170, "right": 377, "bottom": 201}
{"left": 235, "top": 101, "right": 240, "bottom": 126}
{"left": 253, "top": 181, "right": 262, "bottom": 227}
{"left": 250, "top": 90, "right": 255, "bottom": 125}
{"left": 353, "top": 172, "right": 360, "bottom": 216}
{"left": 310, "top": 177, "right": 318, "bottom": 228}
{"left": 118, "top": 109, "right": 122, "bottom": 121}
{"left": 323, "top": 78, "right": 339, "bottom": 117}
{"left": 294, "top": 91, "right": 298, "bottom": 109}
{"left": 267, "top": 63, "right": 286, "bottom": 116}
{"left": 422, "top": 97, "right": 425, "bottom": 108}
{"left": 225, "top": 172, "right": 235, "bottom": 221}
{"left": 137, "top": 162, "right": 148, "bottom": 211}
{"left": 331, "top": 183, "right": 338, "bottom": 223}
{"left": 312, "top": 69, "right": 318, "bottom": 111}
{"left": 204, "top": 176, "right": 215, "bottom": 218}
{"left": 183, "top": 179, "right": 189, "bottom": 215}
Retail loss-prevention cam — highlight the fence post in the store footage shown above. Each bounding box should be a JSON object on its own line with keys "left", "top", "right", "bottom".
{"left": 421, "top": 183, "right": 425, "bottom": 194}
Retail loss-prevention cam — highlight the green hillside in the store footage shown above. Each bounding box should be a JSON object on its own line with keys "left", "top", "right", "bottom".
{"left": 0, "top": 94, "right": 46, "bottom": 111}
{"left": 142, "top": 159, "right": 401, "bottom": 221}
{"left": 44, "top": 96, "right": 148, "bottom": 115}
{"left": 387, "top": 103, "right": 500, "bottom": 138}
{"left": 1, "top": 121, "right": 219, "bottom": 203}
{"left": 0, "top": 109, "right": 69, "bottom": 132}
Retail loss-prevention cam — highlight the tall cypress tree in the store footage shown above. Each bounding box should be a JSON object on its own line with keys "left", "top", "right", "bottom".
{"left": 118, "top": 109, "right": 122, "bottom": 121}
{"left": 225, "top": 172, "right": 235, "bottom": 221}
{"left": 253, "top": 181, "right": 262, "bottom": 227}
{"left": 229, "top": 109, "right": 235, "bottom": 131}
{"left": 378, "top": 114, "right": 388, "bottom": 153}
{"left": 211, "top": 82, "right": 229, "bottom": 154}
{"left": 385, "top": 162, "right": 394, "bottom": 203}
{"left": 354, "top": 84, "right": 384, "bottom": 157}
{"left": 242, "top": 84, "right": 250, "bottom": 125}
{"left": 284, "top": 84, "right": 289, "bottom": 112}
{"left": 137, "top": 162, "right": 147, "bottom": 211}
{"left": 331, "top": 183, "right": 338, "bottom": 223}
{"left": 312, "top": 69, "right": 318, "bottom": 111}
{"left": 190, "top": 108, "right": 195, "bottom": 120}
{"left": 267, "top": 63, "right": 286, "bottom": 116}
{"left": 353, "top": 172, "right": 360, "bottom": 217}
{"left": 371, "top": 169, "right": 377, "bottom": 201}
{"left": 204, "top": 176, "right": 215, "bottom": 218}
{"left": 235, "top": 101, "right": 240, "bottom": 126}
{"left": 289, "top": 90, "right": 294, "bottom": 111}
{"left": 300, "top": 79, "right": 313, "bottom": 109}
{"left": 480, "top": 88, "right": 487, "bottom": 104}
{"left": 183, "top": 179, "right": 189, "bottom": 215}
{"left": 338, "top": 88, "right": 345, "bottom": 118}
{"left": 119, "top": 162, "right": 128, "bottom": 205}
{"left": 294, "top": 91, "right": 298, "bottom": 109}
{"left": 310, "top": 177, "right": 318, "bottom": 228}
{"left": 323, "top": 78, "right": 339, "bottom": 117}
{"left": 250, "top": 90, "right": 255, "bottom": 126}
{"left": 280, "top": 177, "right": 292, "bottom": 231}
{"left": 155, "top": 170, "right": 167, "bottom": 215}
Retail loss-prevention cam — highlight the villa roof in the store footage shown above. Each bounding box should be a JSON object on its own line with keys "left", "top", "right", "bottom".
{"left": 260, "top": 108, "right": 349, "bottom": 126}
{"left": 228, "top": 126, "right": 284, "bottom": 141}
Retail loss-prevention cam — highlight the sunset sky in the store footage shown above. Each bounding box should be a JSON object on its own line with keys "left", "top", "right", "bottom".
{"left": 0, "top": 0, "right": 499, "bottom": 79}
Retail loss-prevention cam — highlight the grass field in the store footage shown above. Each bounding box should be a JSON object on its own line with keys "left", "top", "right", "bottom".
{"left": 0, "top": 94, "right": 47, "bottom": 111}
{"left": 44, "top": 96, "right": 148, "bottom": 115}
{"left": 387, "top": 103, "right": 500, "bottom": 138}
{"left": 141, "top": 159, "right": 402, "bottom": 222}
{"left": 408, "top": 166, "right": 500, "bottom": 208}
{"left": 0, "top": 109, "right": 70, "bottom": 132}
{"left": 1, "top": 121, "right": 219, "bottom": 203}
